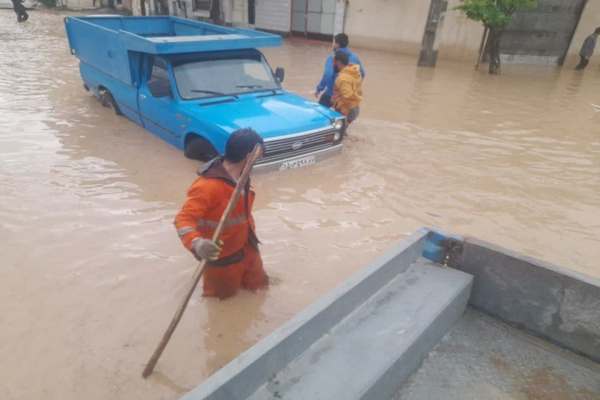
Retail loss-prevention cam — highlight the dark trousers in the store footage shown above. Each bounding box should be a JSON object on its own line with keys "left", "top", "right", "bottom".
{"left": 576, "top": 56, "right": 589, "bottom": 70}
{"left": 13, "top": 4, "right": 28, "bottom": 22}
{"left": 318, "top": 93, "right": 332, "bottom": 108}
{"left": 17, "top": 11, "right": 29, "bottom": 22}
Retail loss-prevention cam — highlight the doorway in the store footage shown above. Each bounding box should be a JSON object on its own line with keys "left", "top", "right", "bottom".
{"left": 248, "top": 0, "right": 256, "bottom": 25}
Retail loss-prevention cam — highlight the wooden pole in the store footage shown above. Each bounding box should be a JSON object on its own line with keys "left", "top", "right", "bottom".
{"left": 475, "top": 26, "right": 489, "bottom": 70}
{"left": 142, "top": 146, "right": 262, "bottom": 378}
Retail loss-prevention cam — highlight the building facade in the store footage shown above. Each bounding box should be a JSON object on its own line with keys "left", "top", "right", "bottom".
{"left": 130, "top": 0, "right": 599, "bottom": 66}
{"left": 60, "top": 0, "right": 132, "bottom": 11}
{"left": 136, "top": 0, "right": 345, "bottom": 36}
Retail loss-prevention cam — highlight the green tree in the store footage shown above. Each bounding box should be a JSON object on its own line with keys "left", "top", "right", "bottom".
{"left": 456, "top": 0, "right": 537, "bottom": 74}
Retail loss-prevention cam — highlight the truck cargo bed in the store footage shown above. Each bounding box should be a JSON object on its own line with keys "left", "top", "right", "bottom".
{"left": 395, "top": 308, "right": 600, "bottom": 400}
{"left": 64, "top": 16, "right": 282, "bottom": 85}
{"left": 66, "top": 16, "right": 281, "bottom": 54}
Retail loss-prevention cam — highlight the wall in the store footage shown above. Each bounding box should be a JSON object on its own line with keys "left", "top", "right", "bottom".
{"left": 344, "top": 0, "right": 431, "bottom": 54}
{"left": 230, "top": 0, "right": 248, "bottom": 24}
{"left": 63, "top": 0, "right": 132, "bottom": 10}
{"left": 441, "top": 0, "right": 598, "bottom": 64}
{"left": 118, "top": 0, "right": 132, "bottom": 13}
{"left": 62, "top": 0, "right": 97, "bottom": 9}
{"left": 255, "top": 0, "right": 291, "bottom": 32}
{"left": 498, "top": 0, "right": 587, "bottom": 65}
{"left": 341, "top": 0, "right": 597, "bottom": 64}
{"left": 342, "top": 0, "right": 482, "bottom": 61}
{"left": 566, "top": 0, "right": 600, "bottom": 64}
{"left": 438, "top": 0, "right": 483, "bottom": 61}
{"left": 130, "top": 0, "right": 160, "bottom": 16}
{"left": 126, "top": 0, "right": 595, "bottom": 67}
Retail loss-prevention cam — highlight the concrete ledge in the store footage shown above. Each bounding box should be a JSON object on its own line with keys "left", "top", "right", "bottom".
{"left": 360, "top": 263, "right": 472, "bottom": 400}
{"left": 448, "top": 237, "right": 600, "bottom": 363}
{"left": 181, "top": 228, "right": 430, "bottom": 400}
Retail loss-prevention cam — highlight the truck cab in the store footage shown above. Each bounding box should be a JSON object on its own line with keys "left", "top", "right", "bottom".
{"left": 65, "top": 16, "right": 345, "bottom": 171}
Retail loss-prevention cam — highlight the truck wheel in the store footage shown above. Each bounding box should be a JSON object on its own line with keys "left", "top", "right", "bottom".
{"left": 185, "top": 135, "right": 218, "bottom": 161}
{"left": 99, "top": 89, "right": 122, "bottom": 116}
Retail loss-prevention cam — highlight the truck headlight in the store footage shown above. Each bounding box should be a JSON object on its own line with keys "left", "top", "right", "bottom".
{"left": 333, "top": 132, "right": 341, "bottom": 142}
{"left": 334, "top": 119, "right": 344, "bottom": 130}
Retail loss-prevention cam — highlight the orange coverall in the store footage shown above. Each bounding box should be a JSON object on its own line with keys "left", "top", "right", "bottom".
{"left": 174, "top": 159, "right": 268, "bottom": 299}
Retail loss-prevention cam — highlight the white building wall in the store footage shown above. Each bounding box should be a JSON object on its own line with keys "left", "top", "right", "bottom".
{"left": 255, "top": 0, "right": 291, "bottom": 32}
{"left": 231, "top": 0, "right": 248, "bottom": 24}
{"left": 344, "top": 0, "right": 431, "bottom": 54}
{"left": 131, "top": 0, "right": 161, "bottom": 16}
{"left": 62, "top": 0, "right": 97, "bottom": 9}
{"left": 438, "top": 0, "right": 484, "bottom": 61}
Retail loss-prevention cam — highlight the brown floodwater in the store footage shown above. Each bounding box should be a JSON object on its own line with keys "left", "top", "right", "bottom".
{"left": 1, "top": 10, "right": 599, "bottom": 400}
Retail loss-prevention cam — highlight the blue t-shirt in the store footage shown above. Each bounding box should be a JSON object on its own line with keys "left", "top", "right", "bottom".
{"left": 316, "top": 47, "right": 365, "bottom": 97}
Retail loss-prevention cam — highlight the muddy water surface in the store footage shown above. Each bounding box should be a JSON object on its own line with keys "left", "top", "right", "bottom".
{"left": 1, "top": 10, "right": 599, "bottom": 400}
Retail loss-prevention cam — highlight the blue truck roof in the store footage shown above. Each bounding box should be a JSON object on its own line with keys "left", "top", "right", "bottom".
{"left": 64, "top": 16, "right": 283, "bottom": 86}
{"left": 65, "top": 16, "right": 282, "bottom": 55}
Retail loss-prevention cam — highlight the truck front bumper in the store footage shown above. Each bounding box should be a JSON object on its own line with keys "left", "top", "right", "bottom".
{"left": 254, "top": 144, "right": 343, "bottom": 173}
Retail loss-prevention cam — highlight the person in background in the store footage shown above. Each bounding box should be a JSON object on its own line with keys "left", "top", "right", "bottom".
{"left": 11, "top": 0, "right": 29, "bottom": 23}
{"left": 174, "top": 129, "right": 268, "bottom": 300}
{"left": 315, "top": 33, "right": 365, "bottom": 108}
{"left": 576, "top": 27, "right": 600, "bottom": 70}
{"left": 332, "top": 51, "right": 363, "bottom": 124}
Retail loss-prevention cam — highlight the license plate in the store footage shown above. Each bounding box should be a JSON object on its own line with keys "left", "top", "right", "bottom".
{"left": 279, "top": 155, "right": 317, "bottom": 171}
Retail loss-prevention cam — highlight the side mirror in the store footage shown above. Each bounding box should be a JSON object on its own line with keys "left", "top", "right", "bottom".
{"left": 148, "top": 79, "right": 173, "bottom": 98}
{"left": 275, "top": 67, "right": 285, "bottom": 83}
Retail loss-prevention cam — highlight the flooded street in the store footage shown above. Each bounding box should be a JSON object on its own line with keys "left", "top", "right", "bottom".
{"left": 1, "top": 10, "right": 600, "bottom": 400}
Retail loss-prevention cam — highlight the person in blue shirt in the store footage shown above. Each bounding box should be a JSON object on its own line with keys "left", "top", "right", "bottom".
{"left": 576, "top": 27, "right": 600, "bottom": 70}
{"left": 11, "top": 0, "right": 29, "bottom": 22}
{"left": 315, "top": 33, "right": 365, "bottom": 108}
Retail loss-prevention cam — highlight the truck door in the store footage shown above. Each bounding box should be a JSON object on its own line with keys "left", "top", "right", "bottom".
{"left": 138, "top": 56, "right": 185, "bottom": 148}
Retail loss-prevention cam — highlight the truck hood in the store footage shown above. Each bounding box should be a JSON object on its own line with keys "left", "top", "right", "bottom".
{"left": 186, "top": 92, "right": 339, "bottom": 138}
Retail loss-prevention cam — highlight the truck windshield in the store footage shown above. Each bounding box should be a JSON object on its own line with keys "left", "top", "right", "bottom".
{"left": 174, "top": 58, "right": 279, "bottom": 100}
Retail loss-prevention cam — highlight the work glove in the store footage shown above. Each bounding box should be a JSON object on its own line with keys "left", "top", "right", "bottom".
{"left": 192, "top": 238, "right": 223, "bottom": 261}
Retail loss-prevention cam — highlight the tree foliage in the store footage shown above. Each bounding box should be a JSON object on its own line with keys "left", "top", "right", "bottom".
{"left": 455, "top": 0, "right": 537, "bottom": 29}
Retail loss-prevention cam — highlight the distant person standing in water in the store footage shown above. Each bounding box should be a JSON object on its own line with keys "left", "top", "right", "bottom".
{"left": 576, "top": 27, "right": 600, "bottom": 70}
{"left": 11, "top": 0, "right": 29, "bottom": 22}
{"left": 315, "top": 33, "right": 365, "bottom": 108}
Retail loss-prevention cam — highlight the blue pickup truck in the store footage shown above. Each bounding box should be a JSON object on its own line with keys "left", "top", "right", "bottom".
{"left": 64, "top": 16, "right": 346, "bottom": 171}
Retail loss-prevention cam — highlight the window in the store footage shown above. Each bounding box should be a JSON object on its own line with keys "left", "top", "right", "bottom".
{"left": 148, "top": 57, "right": 172, "bottom": 98}
{"left": 173, "top": 57, "right": 279, "bottom": 100}
{"left": 192, "top": 0, "right": 210, "bottom": 11}
{"left": 150, "top": 58, "right": 169, "bottom": 81}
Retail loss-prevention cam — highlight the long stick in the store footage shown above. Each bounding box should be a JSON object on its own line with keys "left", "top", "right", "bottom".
{"left": 475, "top": 26, "right": 489, "bottom": 71}
{"left": 142, "top": 146, "right": 262, "bottom": 378}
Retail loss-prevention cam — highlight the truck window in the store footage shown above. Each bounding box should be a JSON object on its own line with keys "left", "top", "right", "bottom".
{"left": 147, "top": 57, "right": 172, "bottom": 98}
{"left": 173, "top": 57, "right": 279, "bottom": 100}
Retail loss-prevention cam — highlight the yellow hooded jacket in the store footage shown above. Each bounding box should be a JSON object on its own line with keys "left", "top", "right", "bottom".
{"left": 332, "top": 64, "right": 363, "bottom": 117}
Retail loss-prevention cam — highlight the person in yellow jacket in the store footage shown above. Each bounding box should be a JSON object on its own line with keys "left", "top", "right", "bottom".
{"left": 332, "top": 51, "right": 363, "bottom": 124}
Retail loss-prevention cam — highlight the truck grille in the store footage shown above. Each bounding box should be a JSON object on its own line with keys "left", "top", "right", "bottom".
{"left": 259, "top": 128, "right": 338, "bottom": 164}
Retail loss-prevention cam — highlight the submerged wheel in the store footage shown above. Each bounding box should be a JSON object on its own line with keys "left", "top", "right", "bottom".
{"left": 98, "top": 88, "right": 122, "bottom": 116}
{"left": 184, "top": 135, "right": 218, "bottom": 162}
